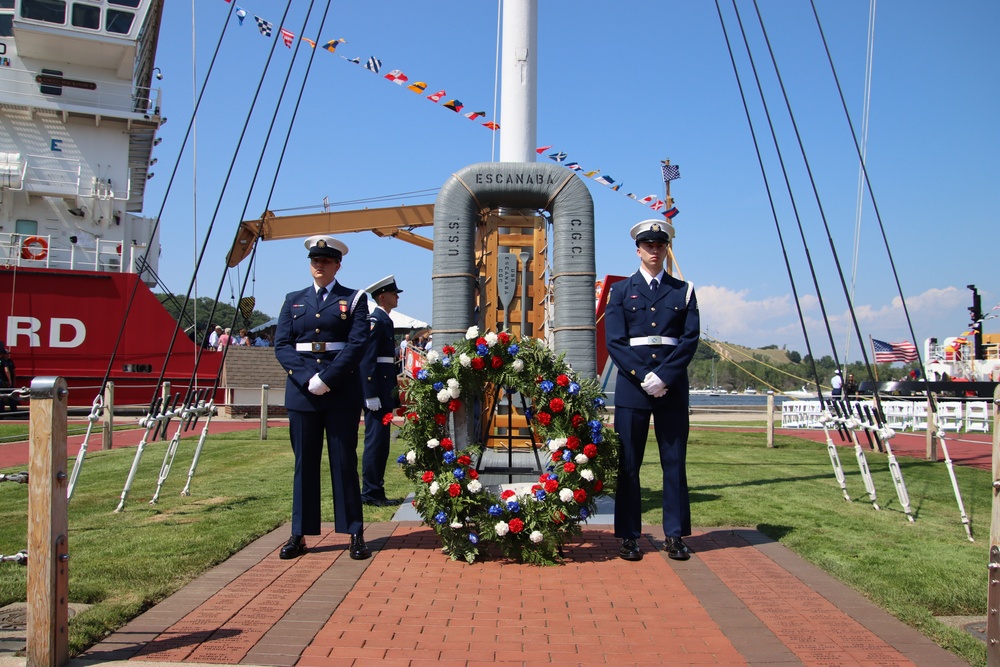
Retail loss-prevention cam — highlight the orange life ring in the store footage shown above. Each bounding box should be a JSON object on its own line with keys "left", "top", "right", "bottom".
{"left": 20, "top": 236, "right": 48, "bottom": 261}
{"left": 116, "top": 243, "right": 122, "bottom": 255}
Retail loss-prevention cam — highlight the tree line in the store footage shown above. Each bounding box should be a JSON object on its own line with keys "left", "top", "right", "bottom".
{"left": 154, "top": 294, "right": 274, "bottom": 346}
{"left": 689, "top": 341, "right": 920, "bottom": 393}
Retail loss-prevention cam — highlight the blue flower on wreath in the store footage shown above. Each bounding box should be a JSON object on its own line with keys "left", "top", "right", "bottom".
{"left": 568, "top": 382, "right": 581, "bottom": 395}
{"left": 580, "top": 507, "right": 590, "bottom": 519}
{"left": 416, "top": 369, "right": 429, "bottom": 381}
{"left": 547, "top": 473, "right": 558, "bottom": 481}
{"left": 396, "top": 454, "right": 407, "bottom": 464}
{"left": 524, "top": 408, "right": 533, "bottom": 421}
{"left": 506, "top": 500, "right": 520, "bottom": 513}
{"left": 453, "top": 468, "right": 465, "bottom": 480}
{"left": 546, "top": 464, "right": 554, "bottom": 472}
{"left": 540, "top": 380, "right": 554, "bottom": 393}
{"left": 434, "top": 511, "right": 447, "bottom": 525}
{"left": 508, "top": 343, "right": 519, "bottom": 354}
{"left": 443, "top": 451, "right": 456, "bottom": 464}
{"left": 562, "top": 450, "right": 573, "bottom": 462}
{"left": 469, "top": 532, "right": 479, "bottom": 544}
{"left": 534, "top": 489, "right": 546, "bottom": 501}
{"left": 488, "top": 504, "right": 503, "bottom": 517}
{"left": 477, "top": 343, "right": 488, "bottom": 355}
{"left": 588, "top": 419, "right": 602, "bottom": 432}
{"left": 442, "top": 357, "right": 452, "bottom": 367}
{"left": 594, "top": 396, "right": 605, "bottom": 408}
{"left": 433, "top": 381, "right": 444, "bottom": 391}
{"left": 592, "top": 433, "right": 603, "bottom": 444}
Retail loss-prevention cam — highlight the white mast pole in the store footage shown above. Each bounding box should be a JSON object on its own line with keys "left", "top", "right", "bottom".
{"left": 499, "top": 0, "right": 538, "bottom": 163}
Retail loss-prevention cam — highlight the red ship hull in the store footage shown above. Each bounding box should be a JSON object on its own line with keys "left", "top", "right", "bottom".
{"left": 1, "top": 266, "right": 222, "bottom": 408}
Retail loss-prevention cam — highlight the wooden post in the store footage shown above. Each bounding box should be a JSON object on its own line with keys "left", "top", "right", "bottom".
{"left": 101, "top": 381, "right": 114, "bottom": 451}
{"left": 161, "top": 381, "right": 171, "bottom": 406}
{"left": 766, "top": 392, "right": 775, "bottom": 448}
{"left": 925, "top": 395, "right": 938, "bottom": 461}
{"left": 27, "top": 377, "right": 69, "bottom": 667}
{"left": 260, "top": 384, "right": 269, "bottom": 440}
{"left": 987, "top": 386, "right": 1000, "bottom": 665}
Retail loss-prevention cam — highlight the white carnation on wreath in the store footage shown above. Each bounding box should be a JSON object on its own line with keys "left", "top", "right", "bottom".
{"left": 451, "top": 521, "right": 463, "bottom": 529}
{"left": 467, "top": 479, "right": 483, "bottom": 493}
{"left": 406, "top": 450, "right": 417, "bottom": 464}
{"left": 465, "top": 326, "right": 479, "bottom": 340}
{"left": 575, "top": 453, "right": 590, "bottom": 465}
{"left": 428, "top": 481, "right": 440, "bottom": 495}
{"left": 427, "top": 438, "right": 440, "bottom": 449}
{"left": 512, "top": 358, "right": 524, "bottom": 372}
{"left": 495, "top": 521, "right": 510, "bottom": 537}
{"left": 548, "top": 438, "right": 567, "bottom": 452}
{"left": 447, "top": 378, "right": 461, "bottom": 398}
{"left": 459, "top": 353, "right": 472, "bottom": 368}
{"left": 559, "top": 488, "right": 575, "bottom": 503}
{"left": 580, "top": 469, "right": 595, "bottom": 482}
{"left": 436, "top": 388, "right": 451, "bottom": 403}
{"left": 426, "top": 350, "right": 440, "bottom": 363}
{"left": 484, "top": 332, "right": 498, "bottom": 346}
{"left": 530, "top": 530, "right": 544, "bottom": 544}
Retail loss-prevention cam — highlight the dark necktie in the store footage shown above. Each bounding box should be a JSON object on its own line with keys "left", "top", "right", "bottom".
{"left": 318, "top": 286, "right": 327, "bottom": 302}
{"left": 650, "top": 278, "right": 658, "bottom": 294}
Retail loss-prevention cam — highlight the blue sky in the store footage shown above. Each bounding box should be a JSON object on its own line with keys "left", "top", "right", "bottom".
{"left": 147, "top": 1, "right": 998, "bottom": 361}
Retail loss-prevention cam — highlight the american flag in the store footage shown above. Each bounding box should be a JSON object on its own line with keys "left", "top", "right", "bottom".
{"left": 873, "top": 338, "right": 918, "bottom": 363}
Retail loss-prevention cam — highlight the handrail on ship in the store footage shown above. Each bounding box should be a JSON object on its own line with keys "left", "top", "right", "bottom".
{"left": 0, "top": 65, "right": 161, "bottom": 118}
{"left": 0, "top": 232, "right": 147, "bottom": 274}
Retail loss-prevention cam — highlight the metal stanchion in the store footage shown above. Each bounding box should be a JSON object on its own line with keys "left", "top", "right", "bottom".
{"left": 260, "top": 384, "right": 269, "bottom": 440}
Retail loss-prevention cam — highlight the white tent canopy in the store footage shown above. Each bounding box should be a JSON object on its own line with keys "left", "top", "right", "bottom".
{"left": 390, "top": 310, "right": 429, "bottom": 330}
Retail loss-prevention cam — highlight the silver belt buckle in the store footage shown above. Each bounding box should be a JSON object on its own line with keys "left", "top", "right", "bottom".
{"left": 311, "top": 342, "right": 325, "bottom": 353}
{"left": 648, "top": 335, "right": 662, "bottom": 345}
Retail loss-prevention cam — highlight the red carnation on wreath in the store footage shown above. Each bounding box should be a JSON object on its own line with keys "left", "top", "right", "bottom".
{"left": 476, "top": 337, "right": 488, "bottom": 347}
{"left": 468, "top": 469, "right": 479, "bottom": 479}
{"left": 422, "top": 471, "right": 434, "bottom": 483}
{"left": 491, "top": 356, "right": 504, "bottom": 369}
{"left": 584, "top": 444, "right": 598, "bottom": 458}
{"left": 556, "top": 374, "right": 570, "bottom": 387}
{"left": 549, "top": 398, "right": 565, "bottom": 413}
{"left": 457, "top": 454, "right": 472, "bottom": 466}
{"left": 551, "top": 451, "right": 561, "bottom": 462}
{"left": 536, "top": 412, "right": 552, "bottom": 426}
{"left": 434, "top": 413, "right": 447, "bottom": 425}
{"left": 509, "top": 518, "right": 525, "bottom": 533}
{"left": 449, "top": 483, "right": 461, "bottom": 497}
{"left": 563, "top": 462, "right": 576, "bottom": 473}
{"left": 471, "top": 357, "right": 485, "bottom": 370}
{"left": 594, "top": 480, "right": 604, "bottom": 492}
{"left": 571, "top": 414, "right": 585, "bottom": 428}
{"left": 381, "top": 413, "right": 394, "bottom": 426}
{"left": 442, "top": 344, "right": 455, "bottom": 355}
{"left": 566, "top": 435, "right": 580, "bottom": 450}
{"left": 441, "top": 438, "right": 454, "bottom": 451}
{"left": 500, "top": 489, "right": 516, "bottom": 500}
{"left": 498, "top": 332, "right": 511, "bottom": 345}
{"left": 544, "top": 479, "right": 559, "bottom": 493}
{"left": 448, "top": 399, "right": 461, "bottom": 412}
{"left": 574, "top": 488, "right": 587, "bottom": 503}
{"left": 407, "top": 412, "right": 419, "bottom": 422}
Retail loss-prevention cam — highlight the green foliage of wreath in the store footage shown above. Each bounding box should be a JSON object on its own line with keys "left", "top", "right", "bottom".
{"left": 396, "top": 328, "right": 619, "bottom": 565}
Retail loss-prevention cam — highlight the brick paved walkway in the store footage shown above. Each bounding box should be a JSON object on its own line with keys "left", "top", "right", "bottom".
{"left": 79, "top": 523, "right": 966, "bottom": 667}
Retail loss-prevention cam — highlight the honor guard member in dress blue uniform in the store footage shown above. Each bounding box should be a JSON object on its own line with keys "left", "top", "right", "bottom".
{"left": 274, "top": 235, "right": 371, "bottom": 561}
{"left": 605, "top": 220, "right": 700, "bottom": 562}
{"left": 360, "top": 275, "right": 404, "bottom": 507}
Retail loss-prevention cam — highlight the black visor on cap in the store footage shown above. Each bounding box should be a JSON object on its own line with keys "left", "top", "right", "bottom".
{"left": 635, "top": 230, "right": 670, "bottom": 245}
{"left": 309, "top": 246, "right": 341, "bottom": 260}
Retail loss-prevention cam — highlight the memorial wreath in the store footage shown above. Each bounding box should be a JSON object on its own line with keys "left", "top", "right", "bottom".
{"left": 397, "top": 327, "right": 619, "bottom": 565}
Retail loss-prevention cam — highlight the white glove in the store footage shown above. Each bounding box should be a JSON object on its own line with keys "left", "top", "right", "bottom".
{"left": 365, "top": 397, "right": 382, "bottom": 411}
{"left": 641, "top": 372, "right": 667, "bottom": 396}
{"left": 308, "top": 373, "right": 330, "bottom": 395}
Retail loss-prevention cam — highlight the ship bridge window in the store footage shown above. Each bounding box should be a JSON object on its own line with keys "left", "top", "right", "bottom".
{"left": 0, "top": 14, "right": 12, "bottom": 37}
{"left": 70, "top": 3, "right": 100, "bottom": 30}
{"left": 108, "top": 0, "right": 140, "bottom": 7}
{"left": 20, "top": 0, "right": 66, "bottom": 24}
{"left": 105, "top": 7, "right": 133, "bottom": 34}
{"left": 0, "top": 0, "right": 14, "bottom": 8}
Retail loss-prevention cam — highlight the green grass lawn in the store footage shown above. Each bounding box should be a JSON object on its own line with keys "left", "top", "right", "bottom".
{"left": 0, "top": 424, "right": 991, "bottom": 664}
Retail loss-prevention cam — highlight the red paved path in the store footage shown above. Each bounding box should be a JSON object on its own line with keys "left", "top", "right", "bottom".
{"left": 81, "top": 523, "right": 964, "bottom": 666}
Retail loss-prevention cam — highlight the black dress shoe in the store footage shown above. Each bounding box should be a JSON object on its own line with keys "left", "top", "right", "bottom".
{"left": 665, "top": 536, "right": 691, "bottom": 561}
{"left": 349, "top": 532, "right": 371, "bottom": 560}
{"left": 279, "top": 535, "right": 306, "bottom": 560}
{"left": 363, "top": 497, "right": 398, "bottom": 507}
{"left": 618, "top": 538, "right": 642, "bottom": 561}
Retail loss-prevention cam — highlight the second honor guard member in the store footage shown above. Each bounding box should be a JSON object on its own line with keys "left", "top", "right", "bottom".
{"left": 360, "top": 275, "right": 404, "bottom": 506}
{"left": 274, "top": 235, "right": 370, "bottom": 560}
{"left": 605, "top": 220, "right": 700, "bottom": 562}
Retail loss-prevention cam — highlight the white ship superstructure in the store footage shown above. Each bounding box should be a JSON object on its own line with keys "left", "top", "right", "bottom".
{"left": 0, "top": 0, "right": 163, "bottom": 279}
